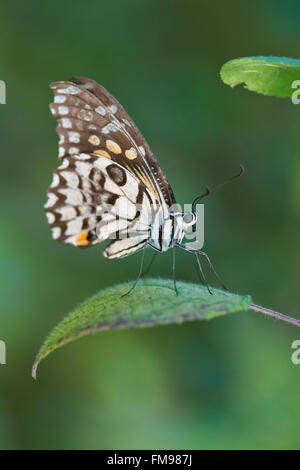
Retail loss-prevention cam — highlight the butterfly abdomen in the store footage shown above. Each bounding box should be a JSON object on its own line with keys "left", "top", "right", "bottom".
{"left": 148, "top": 212, "right": 183, "bottom": 252}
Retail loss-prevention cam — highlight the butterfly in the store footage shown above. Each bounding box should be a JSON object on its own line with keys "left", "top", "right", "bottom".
{"left": 45, "top": 77, "right": 233, "bottom": 295}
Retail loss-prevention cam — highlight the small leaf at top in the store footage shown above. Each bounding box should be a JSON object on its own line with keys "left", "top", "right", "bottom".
{"left": 220, "top": 56, "right": 300, "bottom": 98}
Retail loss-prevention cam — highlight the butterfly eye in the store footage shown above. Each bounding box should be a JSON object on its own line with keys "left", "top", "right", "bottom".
{"left": 183, "top": 212, "right": 194, "bottom": 225}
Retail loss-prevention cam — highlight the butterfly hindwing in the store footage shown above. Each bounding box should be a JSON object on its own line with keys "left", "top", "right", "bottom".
{"left": 104, "top": 235, "right": 149, "bottom": 259}
{"left": 45, "top": 153, "right": 155, "bottom": 250}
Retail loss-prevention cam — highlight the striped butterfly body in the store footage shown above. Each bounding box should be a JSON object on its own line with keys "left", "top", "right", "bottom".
{"left": 45, "top": 77, "right": 201, "bottom": 293}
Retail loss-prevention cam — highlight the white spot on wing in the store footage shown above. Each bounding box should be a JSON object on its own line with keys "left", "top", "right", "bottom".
{"left": 101, "top": 213, "right": 116, "bottom": 223}
{"left": 68, "top": 131, "right": 80, "bottom": 143}
{"left": 61, "top": 171, "right": 79, "bottom": 188}
{"left": 51, "top": 227, "right": 61, "bottom": 239}
{"left": 122, "top": 118, "right": 132, "bottom": 128}
{"left": 62, "top": 118, "right": 72, "bottom": 129}
{"left": 78, "top": 110, "right": 93, "bottom": 121}
{"left": 108, "top": 104, "right": 117, "bottom": 114}
{"left": 58, "top": 159, "right": 70, "bottom": 169}
{"left": 78, "top": 205, "right": 90, "bottom": 216}
{"left": 94, "top": 157, "right": 111, "bottom": 170}
{"left": 124, "top": 179, "right": 139, "bottom": 201}
{"left": 98, "top": 219, "right": 129, "bottom": 239}
{"left": 54, "top": 95, "right": 66, "bottom": 103}
{"left": 113, "top": 196, "right": 136, "bottom": 219}
{"left": 58, "top": 106, "right": 69, "bottom": 115}
{"left": 59, "top": 188, "right": 83, "bottom": 205}
{"left": 50, "top": 173, "right": 60, "bottom": 188}
{"left": 65, "top": 235, "right": 77, "bottom": 245}
{"left": 102, "top": 123, "right": 118, "bottom": 134}
{"left": 76, "top": 153, "right": 91, "bottom": 160}
{"left": 75, "top": 161, "right": 92, "bottom": 177}
{"left": 103, "top": 178, "right": 122, "bottom": 195}
{"left": 46, "top": 212, "right": 55, "bottom": 224}
{"left": 88, "top": 216, "right": 97, "bottom": 227}
{"left": 57, "top": 85, "right": 80, "bottom": 95}
{"left": 69, "top": 147, "right": 79, "bottom": 155}
{"left": 81, "top": 178, "right": 91, "bottom": 190}
{"left": 95, "top": 106, "right": 106, "bottom": 116}
{"left": 65, "top": 219, "right": 83, "bottom": 236}
{"left": 59, "top": 147, "right": 65, "bottom": 157}
{"left": 56, "top": 206, "right": 77, "bottom": 220}
{"left": 45, "top": 192, "right": 58, "bottom": 208}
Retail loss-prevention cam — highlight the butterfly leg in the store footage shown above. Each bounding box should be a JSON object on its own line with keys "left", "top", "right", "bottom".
{"left": 195, "top": 252, "right": 213, "bottom": 295}
{"left": 178, "top": 243, "right": 227, "bottom": 293}
{"left": 142, "top": 251, "right": 158, "bottom": 277}
{"left": 198, "top": 251, "right": 228, "bottom": 291}
{"left": 173, "top": 247, "right": 178, "bottom": 296}
{"left": 121, "top": 247, "right": 146, "bottom": 297}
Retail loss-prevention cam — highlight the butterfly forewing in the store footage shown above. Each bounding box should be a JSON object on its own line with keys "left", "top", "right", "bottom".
{"left": 50, "top": 77, "right": 176, "bottom": 208}
{"left": 46, "top": 77, "right": 178, "bottom": 258}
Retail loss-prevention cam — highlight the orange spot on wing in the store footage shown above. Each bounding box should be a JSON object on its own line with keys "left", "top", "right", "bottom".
{"left": 93, "top": 149, "right": 111, "bottom": 159}
{"left": 76, "top": 231, "right": 89, "bottom": 246}
{"left": 106, "top": 139, "right": 122, "bottom": 154}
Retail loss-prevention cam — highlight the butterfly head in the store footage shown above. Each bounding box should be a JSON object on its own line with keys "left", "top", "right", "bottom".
{"left": 182, "top": 211, "right": 197, "bottom": 233}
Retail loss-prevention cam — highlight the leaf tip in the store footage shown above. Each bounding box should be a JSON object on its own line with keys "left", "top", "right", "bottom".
{"left": 32, "top": 363, "right": 38, "bottom": 380}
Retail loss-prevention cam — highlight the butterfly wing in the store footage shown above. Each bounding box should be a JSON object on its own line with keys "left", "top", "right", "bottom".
{"left": 49, "top": 77, "right": 176, "bottom": 210}
{"left": 45, "top": 153, "right": 157, "bottom": 256}
{"left": 103, "top": 236, "right": 149, "bottom": 259}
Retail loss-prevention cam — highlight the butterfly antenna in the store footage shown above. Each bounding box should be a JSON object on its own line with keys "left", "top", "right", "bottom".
{"left": 122, "top": 247, "right": 146, "bottom": 297}
{"left": 195, "top": 252, "right": 213, "bottom": 295}
{"left": 192, "top": 164, "right": 244, "bottom": 211}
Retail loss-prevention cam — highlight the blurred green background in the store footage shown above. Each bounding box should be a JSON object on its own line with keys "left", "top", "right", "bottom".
{"left": 0, "top": 0, "right": 300, "bottom": 450}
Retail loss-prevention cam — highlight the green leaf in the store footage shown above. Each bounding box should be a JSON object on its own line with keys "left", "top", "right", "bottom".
{"left": 32, "top": 278, "right": 251, "bottom": 378}
{"left": 220, "top": 56, "right": 300, "bottom": 98}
